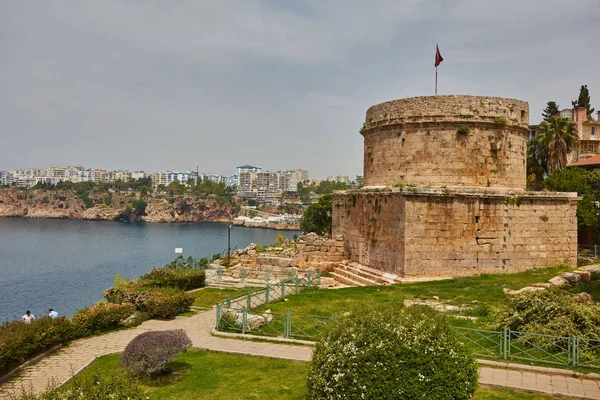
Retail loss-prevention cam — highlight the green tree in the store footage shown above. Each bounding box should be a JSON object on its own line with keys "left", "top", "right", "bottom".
{"left": 572, "top": 85, "right": 595, "bottom": 120}
{"left": 544, "top": 168, "right": 599, "bottom": 237}
{"left": 535, "top": 117, "right": 578, "bottom": 175}
{"left": 300, "top": 194, "right": 332, "bottom": 237}
{"left": 355, "top": 175, "right": 364, "bottom": 188}
{"left": 542, "top": 101, "right": 560, "bottom": 121}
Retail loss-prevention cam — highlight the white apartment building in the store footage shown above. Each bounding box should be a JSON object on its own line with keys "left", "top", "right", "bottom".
{"left": 234, "top": 166, "right": 309, "bottom": 199}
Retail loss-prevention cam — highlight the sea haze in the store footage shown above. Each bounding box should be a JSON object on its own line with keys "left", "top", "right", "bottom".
{"left": 0, "top": 218, "right": 299, "bottom": 321}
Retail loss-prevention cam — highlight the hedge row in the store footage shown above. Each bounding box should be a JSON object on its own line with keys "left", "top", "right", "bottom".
{"left": 140, "top": 267, "right": 205, "bottom": 290}
{"left": 102, "top": 285, "right": 194, "bottom": 318}
{"left": 0, "top": 302, "right": 136, "bottom": 376}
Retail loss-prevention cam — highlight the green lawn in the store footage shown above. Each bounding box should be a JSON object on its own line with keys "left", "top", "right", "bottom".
{"left": 252, "top": 265, "right": 573, "bottom": 329}
{"left": 73, "top": 351, "right": 562, "bottom": 400}
{"left": 191, "top": 287, "right": 258, "bottom": 309}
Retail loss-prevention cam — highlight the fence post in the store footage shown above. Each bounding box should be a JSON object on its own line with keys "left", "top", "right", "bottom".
{"left": 217, "top": 266, "right": 223, "bottom": 281}
{"left": 242, "top": 309, "right": 247, "bottom": 334}
{"left": 284, "top": 310, "right": 292, "bottom": 338}
{"left": 295, "top": 277, "right": 299, "bottom": 294}
{"left": 216, "top": 303, "right": 221, "bottom": 330}
{"left": 226, "top": 296, "right": 231, "bottom": 308}
{"left": 281, "top": 281, "right": 285, "bottom": 298}
{"left": 572, "top": 337, "right": 578, "bottom": 366}
{"left": 265, "top": 284, "right": 270, "bottom": 304}
{"left": 247, "top": 292, "right": 252, "bottom": 310}
{"left": 241, "top": 267, "right": 246, "bottom": 283}
{"left": 265, "top": 271, "right": 270, "bottom": 282}
{"left": 502, "top": 327, "right": 508, "bottom": 360}
{"left": 317, "top": 270, "right": 321, "bottom": 285}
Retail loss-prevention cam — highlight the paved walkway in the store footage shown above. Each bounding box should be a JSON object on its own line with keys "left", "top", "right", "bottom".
{"left": 1, "top": 309, "right": 600, "bottom": 399}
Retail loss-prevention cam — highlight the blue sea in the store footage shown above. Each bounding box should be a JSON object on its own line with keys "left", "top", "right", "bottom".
{"left": 0, "top": 218, "right": 300, "bottom": 321}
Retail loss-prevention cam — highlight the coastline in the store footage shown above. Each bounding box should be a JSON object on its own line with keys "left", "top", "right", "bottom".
{"left": 0, "top": 188, "right": 300, "bottom": 230}
{"left": 0, "top": 215, "right": 301, "bottom": 230}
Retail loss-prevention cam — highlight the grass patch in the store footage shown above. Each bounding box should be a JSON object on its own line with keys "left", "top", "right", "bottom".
{"left": 253, "top": 265, "right": 573, "bottom": 329}
{"left": 569, "top": 280, "right": 600, "bottom": 300}
{"left": 180, "top": 288, "right": 259, "bottom": 317}
{"left": 71, "top": 351, "right": 563, "bottom": 400}
{"left": 191, "top": 288, "right": 255, "bottom": 309}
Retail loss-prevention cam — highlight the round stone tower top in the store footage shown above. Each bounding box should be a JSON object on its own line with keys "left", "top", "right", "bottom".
{"left": 365, "top": 95, "right": 529, "bottom": 131}
{"left": 361, "top": 95, "right": 530, "bottom": 189}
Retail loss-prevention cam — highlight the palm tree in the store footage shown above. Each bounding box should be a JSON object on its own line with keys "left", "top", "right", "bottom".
{"left": 535, "top": 117, "right": 578, "bottom": 175}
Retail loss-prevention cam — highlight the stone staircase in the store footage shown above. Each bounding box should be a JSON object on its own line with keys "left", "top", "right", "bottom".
{"left": 331, "top": 262, "right": 402, "bottom": 286}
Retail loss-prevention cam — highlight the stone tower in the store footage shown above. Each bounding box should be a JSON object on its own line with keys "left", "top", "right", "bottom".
{"left": 333, "top": 95, "right": 578, "bottom": 278}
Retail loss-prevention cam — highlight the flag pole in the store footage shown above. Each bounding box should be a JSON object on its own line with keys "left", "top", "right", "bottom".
{"left": 435, "top": 43, "right": 438, "bottom": 95}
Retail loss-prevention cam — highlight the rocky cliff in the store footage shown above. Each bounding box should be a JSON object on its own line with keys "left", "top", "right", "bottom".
{"left": 0, "top": 189, "right": 238, "bottom": 223}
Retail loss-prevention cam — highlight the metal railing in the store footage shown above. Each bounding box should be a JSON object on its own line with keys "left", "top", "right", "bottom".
{"left": 215, "top": 272, "right": 325, "bottom": 338}
{"left": 455, "top": 327, "right": 600, "bottom": 369}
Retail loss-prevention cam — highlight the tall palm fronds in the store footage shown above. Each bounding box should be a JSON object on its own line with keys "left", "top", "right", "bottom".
{"left": 535, "top": 117, "right": 579, "bottom": 175}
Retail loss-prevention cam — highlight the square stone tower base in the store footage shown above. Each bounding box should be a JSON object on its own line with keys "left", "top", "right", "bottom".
{"left": 333, "top": 187, "right": 578, "bottom": 278}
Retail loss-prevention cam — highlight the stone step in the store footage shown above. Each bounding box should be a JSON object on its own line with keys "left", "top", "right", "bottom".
{"left": 347, "top": 262, "right": 402, "bottom": 283}
{"left": 331, "top": 268, "right": 379, "bottom": 286}
{"left": 329, "top": 271, "right": 366, "bottom": 287}
{"left": 336, "top": 264, "right": 391, "bottom": 284}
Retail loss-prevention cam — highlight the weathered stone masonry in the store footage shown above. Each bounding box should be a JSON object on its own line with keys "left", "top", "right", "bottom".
{"left": 334, "top": 95, "right": 578, "bottom": 278}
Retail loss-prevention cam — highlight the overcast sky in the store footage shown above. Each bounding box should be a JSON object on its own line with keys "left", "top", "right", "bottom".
{"left": 1, "top": 1, "right": 598, "bottom": 179}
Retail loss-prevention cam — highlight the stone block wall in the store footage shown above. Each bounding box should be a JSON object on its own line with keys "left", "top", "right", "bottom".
{"left": 333, "top": 188, "right": 578, "bottom": 278}
{"left": 292, "top": 233, "right": 345, "bottom": 271}
{"left": 362, "top": 96, "right": 529, "bottom": 189}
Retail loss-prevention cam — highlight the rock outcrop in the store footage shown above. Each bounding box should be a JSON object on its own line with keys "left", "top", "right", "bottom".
{"left": 0, "top": 188, "right": 238, "bottom": 223}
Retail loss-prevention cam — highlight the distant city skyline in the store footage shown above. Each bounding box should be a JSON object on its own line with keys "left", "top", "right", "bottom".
{"left": 1, "top": 1, "right": 598, "bottom": 177}
{"left": 2, "top": 162, "right": 350, "bottom": 181}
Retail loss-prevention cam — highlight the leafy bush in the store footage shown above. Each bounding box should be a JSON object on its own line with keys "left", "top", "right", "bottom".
{"left": 0, "top": 317, "right": 76, "bottom": 375}
{"left": 496, "top": 288, "right": 600, "bottom": 343}
{"left": 140, "top": 266, "right": 205, "bottom": 290}
{"left": 308, "top": 304, "right": 478, "bottom": 400}
{"left": 121, "top": 329, "right": 192, "bottom": 377}
{"left": 17, "top": 370, "right": 150, "bottom": 399}
{"left": 144, "top": 291, "right": 194, "bottom": 318}
{"left": 103, "top": 284, "right": 193, "bottom": 317}
{"left": 71, "top": 302, "right": 135, "bottom": 336}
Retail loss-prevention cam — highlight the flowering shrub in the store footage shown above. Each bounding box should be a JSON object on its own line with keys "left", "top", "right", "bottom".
{"left": 140, "top": 266, "right": 205, "bottom": 290}
{"left": 103, "top": 282, "right": 193, "bottom": 318}
{"left": 103, "top": 283, "right": 153, "bottom": 309}
{"left": 70, "top": 302, "right": 135, "bottom": 336}
{"left": 121, "top": 329, "right": 192, "bottom": 376}
{"left": 496, "top": 288, "right": 600, "bottom": 348}
{"left": 144, "top": 291, "right": 194, "bottom": 318}
{"left": 0, "top": 317, "right": 76, "bottom": 375}
{"left": 308, "top": 304, "right": 478, "bottom": 400}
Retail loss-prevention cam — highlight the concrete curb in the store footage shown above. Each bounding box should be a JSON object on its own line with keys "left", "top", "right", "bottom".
{"left": 479, "top": 382, "right": 592, "bottom": 400}
{"left": 478, "top": 359, "right": 600, "bottom": 381}
{"left": 210, "top": 328, "right": 316, "bottom": 346}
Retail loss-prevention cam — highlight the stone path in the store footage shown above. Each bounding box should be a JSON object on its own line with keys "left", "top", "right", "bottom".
{"left": 1, "top": 309, "right": 600, "bottom": 399}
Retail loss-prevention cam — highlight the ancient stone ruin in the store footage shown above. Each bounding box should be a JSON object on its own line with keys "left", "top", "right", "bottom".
{"left": 333, "top": 95, "right": 578, "bottom": 279}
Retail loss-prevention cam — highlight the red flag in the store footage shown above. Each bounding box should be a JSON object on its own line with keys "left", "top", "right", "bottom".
{"left": 434, "top": 45, "right": 443, "bottom": 67}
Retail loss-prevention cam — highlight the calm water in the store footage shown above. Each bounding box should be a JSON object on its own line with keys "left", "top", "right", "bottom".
{"left": 0, "top": 218, "right": 300, "bottom": 321}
